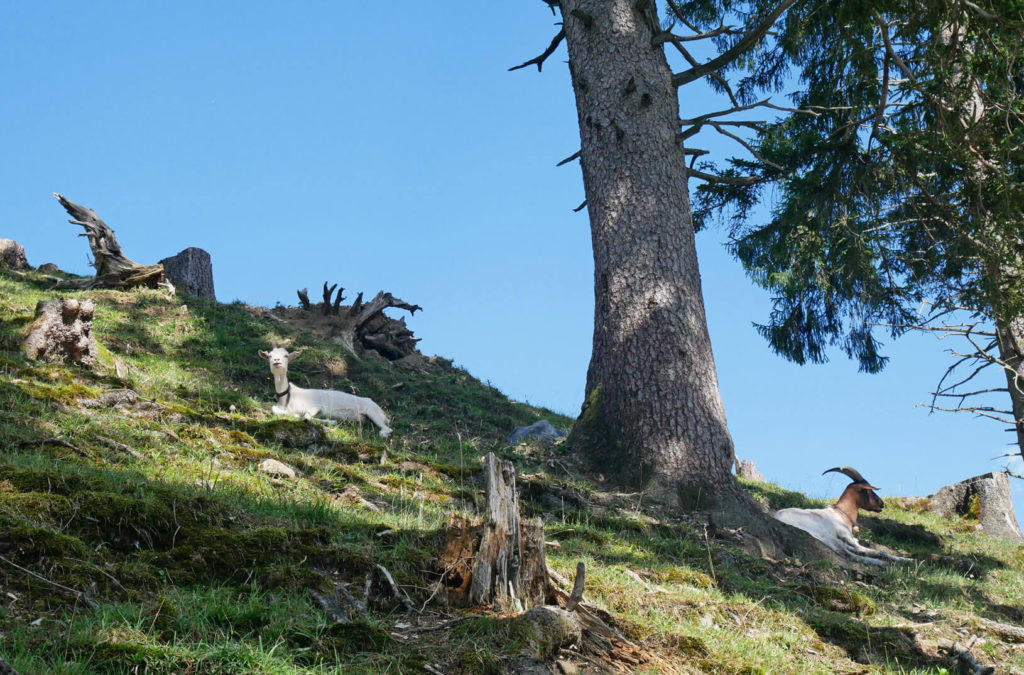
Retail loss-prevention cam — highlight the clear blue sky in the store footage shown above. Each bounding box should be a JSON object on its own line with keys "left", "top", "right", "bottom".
{"left": 3, "top": 2, "right": 1020, "bottom": 518}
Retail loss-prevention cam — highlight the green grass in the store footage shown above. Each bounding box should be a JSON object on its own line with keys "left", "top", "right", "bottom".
{"left": 0, "top": 266, "right": 1022, "bottom": 673}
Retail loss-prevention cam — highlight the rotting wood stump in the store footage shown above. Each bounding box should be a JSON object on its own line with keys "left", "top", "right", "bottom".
{"left": 23, "top": 298, "right": 97, "bottom": 367}
{"left": 51, "top": 193, "right": 164, "bottom": 291}
{"left": 436, "top": 454, "right": 650, "bottom": 671}
{"left": 439, "top": 452, "right": 552, "bottom": 612}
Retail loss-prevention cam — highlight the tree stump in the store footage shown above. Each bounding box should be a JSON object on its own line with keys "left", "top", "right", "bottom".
{"left": 159, "top": 247, "right": 215, "bottom": 300}
{"left": 23, "top": 298, "right": 97, "bottom": 367}
{"left": 439, "top": 453, "right": 552, "bottom": 612}
{"left": 736, "top": 458, "right": 764, "bottom": 482}
{"left": 51, "top": 193, "right": 164, "bottom": 291}
{"left": 927, "top": 472, "right": 1024, "bottom": 542}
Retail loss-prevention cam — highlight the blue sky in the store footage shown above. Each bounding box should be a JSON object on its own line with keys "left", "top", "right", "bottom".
{"left": 3, "top": 2, "right": 1020, "bottom": 518}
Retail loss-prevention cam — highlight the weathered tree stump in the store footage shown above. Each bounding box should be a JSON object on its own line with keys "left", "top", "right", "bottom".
{"left": 736, "top": 458, "right": 764, "bottom": 482}
{"left": 927, "top": 472, "right": 1024, "bottom": 542}
{"left": 159, "top": 247, "right": 215, "bottom": 300}
{"left": 439, "top": 453, "right": 552, "bottom": 612}
{"left": 23, "top": 298, "right": 97, "bottom": 367}
{"left": 52, "top": 193, "right": 164, "bottom": 290}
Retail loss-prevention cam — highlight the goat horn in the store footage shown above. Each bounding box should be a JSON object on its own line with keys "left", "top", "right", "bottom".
{"left": 823, "top": 466, "right": 871, "bottom": 484}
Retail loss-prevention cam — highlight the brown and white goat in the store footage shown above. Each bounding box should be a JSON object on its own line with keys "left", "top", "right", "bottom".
{"left": 773, "top": 466, "right": 912, "bottom": 566}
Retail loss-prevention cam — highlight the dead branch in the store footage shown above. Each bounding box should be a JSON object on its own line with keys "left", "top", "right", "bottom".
{"left": 974, "top": 616, "right": 1024, "bottom": 642}
{"left": 310, "top": 589, "right": 351, "bottom": 624}
{"left": 509, "top": 28, "right": 565, "bottom": 72}
{"left": 93, "top": 434, "right": 146, "bottom": 460}
{"left": 565, "top": 562, "right": 585, "bottom": 611}
{"left": 347, "top": 291, "right": 364, "bottom": 318}
{"left": 943, "top": 641, "right": 994, "bottom": 674}
{"left": 297, "top": 288, "right": 311, "bottom": 310}
{"left": 0, "top": 554, "right": 98, "bottom": 608}
{"left": 556, "top": 150, "right": 581, "bottom": 167}
{"left": 354, "top": 292, "right": 421, "bottom": 329}
{"left": 375, "top": 564, "right": 417, "bottom": 615}
{"left": 18, "top": 437, "right": 87, "bottom": 456}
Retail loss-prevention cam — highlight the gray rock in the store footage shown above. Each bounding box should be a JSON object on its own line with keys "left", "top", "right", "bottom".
{"left": 0, "top": 238, "right": 29, "bottom": 270}
{"left": 259, "top": 458, "right": 296, "bottom": 479}
{"left": 507, "top": 420, "right": 568, "bottom": 445}
{"left": 23, "top": 298, "right": 97, "bottom": 367}
{"left": 38, "top": 263, "right": 60, "bottom": 273}
{"left": 159, "top": 247, "right": 215, "bottom": 300}
{"left": 927, "top": 472, "right": 1024, "bottom": 542}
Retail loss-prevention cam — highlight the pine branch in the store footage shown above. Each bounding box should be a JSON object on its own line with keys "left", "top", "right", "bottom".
{"left": 672, "top": 0, "right": 798, "bottom": 88}
{"left": 687, "top": 167, "right": 762, "bottom": 186}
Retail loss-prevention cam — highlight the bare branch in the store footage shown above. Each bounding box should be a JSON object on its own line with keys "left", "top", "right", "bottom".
{"left": 709, "top": 122, "right": 783, "bottom": 171}
{"left": 509, "top": 28, "right": 565, "bottom": 73}
{"left": 652, "top": 24, "right": 738, "bottom": 45}
{"left": 918, "top": 403, "right": 1016, "bottom": 424}
{"left": 679, "top": 98, "right": 820, "bottom": 126}
{"left": 556, "top": 150, "right": 581, "bottom": 167}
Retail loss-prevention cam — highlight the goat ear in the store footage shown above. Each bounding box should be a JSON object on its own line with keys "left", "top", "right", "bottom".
{"left": 287, "top": 350, "right": 302, "bottom": 361}
{"left": 258, "top": 350, "right": 270, "bottom": 359}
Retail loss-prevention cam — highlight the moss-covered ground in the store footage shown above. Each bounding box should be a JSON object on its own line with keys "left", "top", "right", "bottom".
{"left": 1, "top": 267, "right": 1022, "bottom": 673}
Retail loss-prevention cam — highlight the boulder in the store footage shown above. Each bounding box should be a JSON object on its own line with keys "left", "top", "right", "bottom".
{"left": 0, "top": 238, "right": 29, "bottom": 270}
{"left": 159, "top": 247, "right": 215, "bottom": 300}
{"left": 927, "top": 472, "right": 1024, "bottom": 542}
{"left": 507, "top": 420, "right": 568, "bottom": 445}
{"left": 23, "top": 298, "right": 97, "bottom": 367}
{"left": 258, "top": 458, "right": 296, "bottom": 479}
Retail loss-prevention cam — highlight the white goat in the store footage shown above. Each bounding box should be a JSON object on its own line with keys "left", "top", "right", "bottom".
{"left": 774, "top": 466, "right": 912, "bottom": 567}
{"left": 259, "top": 347, "right": 392, "bottom": 438}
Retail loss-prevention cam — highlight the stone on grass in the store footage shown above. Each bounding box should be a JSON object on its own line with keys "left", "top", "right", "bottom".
{"left": 259, "top": 458, "right": 296, "bottom": 479}
{"left": 0, "top": 238, "right": 29, "bottom": 270}
{"left": 507, "top": 420, "right": 568, "bottom": 445}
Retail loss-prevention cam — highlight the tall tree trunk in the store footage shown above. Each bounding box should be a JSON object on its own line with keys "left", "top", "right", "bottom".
{"left": 989, "top": 287, "right": 1024, "bottom": 458}
{"left": 560, "top": 0, "right": 736, "bottom": 506}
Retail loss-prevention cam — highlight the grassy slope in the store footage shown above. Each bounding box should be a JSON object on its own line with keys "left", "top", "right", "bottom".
{"left": 0, "top": 267, "right": 1022, "bottom": 674}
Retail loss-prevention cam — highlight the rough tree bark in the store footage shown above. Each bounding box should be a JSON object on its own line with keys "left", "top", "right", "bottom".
{"left": 559, "top": 0, "right": 736, "bottom": 506}
{"left": 992, "top": 309, "right": 1024, "bottom": 458}
{"left": 52, "top": 193, "right": 164, "bottom": 290}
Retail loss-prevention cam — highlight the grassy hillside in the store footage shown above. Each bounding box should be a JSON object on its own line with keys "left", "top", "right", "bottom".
{"left": 1, "top": 267, "right": 1022, "bottom": 674}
